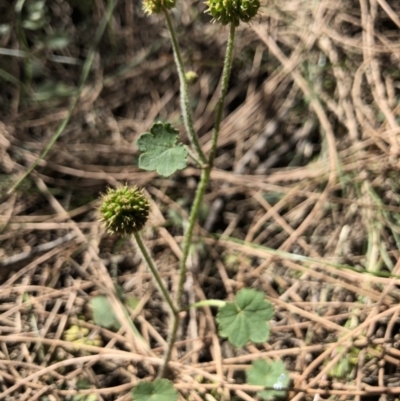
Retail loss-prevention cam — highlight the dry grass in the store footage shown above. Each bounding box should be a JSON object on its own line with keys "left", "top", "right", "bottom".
{"left": 1, "top": 0, "right": 400, "bottom": 400}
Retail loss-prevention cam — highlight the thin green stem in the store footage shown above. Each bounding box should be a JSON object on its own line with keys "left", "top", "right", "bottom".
{"left": 8, "top": 0, "right": 119, "bottom": 194}
{"left": 176, "top": 23, "right": 236, "bottom": 305}
{"left": 162, "top": 8, "right": 207, "bottom": 165}
{"left": 157, "top": 167, "right": 211, "bottom": 378}
{"left": 15, "top": 0, "right": 32, "bottom": 88}
{"left": 132, "top": 232, "right": 178, "bottom": 316}
{"left": 208, "top": 23, "right": 236, "bottom": 167}
{"left": 158, "top": 22, "right": 237, "bottom": 378}
{"left": 157, "top": 312, "right": 180, "bottom": 378}
{"left": 175, "top": 167, "right": 210, "bottom": 308}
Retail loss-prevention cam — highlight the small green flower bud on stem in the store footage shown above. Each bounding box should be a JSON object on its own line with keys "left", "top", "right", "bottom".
{"left": 185, "top": 71, "right": 199, "bottom": 85}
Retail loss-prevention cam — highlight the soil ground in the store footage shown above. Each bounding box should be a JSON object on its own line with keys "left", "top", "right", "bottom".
{"left": 1, "top": 0, "right": 400, "bottom": 400}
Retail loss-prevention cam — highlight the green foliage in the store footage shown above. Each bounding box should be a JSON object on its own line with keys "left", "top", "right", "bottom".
{"left": 125, "top": 294, "right": 140, "bottom": 310}
{"left": 0, "top": 24, "right": 11, "bottom": 37}
{"left": 89, "top": 295, "right": 121, "bottom": 330}
{"left": 262, "top": 191, "right": 284, "bottom": 206}
{"left": 20, "top": 0, "right": 49, "bottom": 30}
{"left": 325, "top": 315, "right": 363, "bottom": 379}
{"left": 136, "top": 122, "right": 188, "bottom": 177}
{"left": 40, "top": 33, "right": 71, "bottom": 50}
{"left": 326, "top": 346, "right": 359, "bottom": 379}
{"left": 67, "top": 378, "right": 99, "bottom": 401}
{"left": 223, "top": 252, "right": 251, "bottom": 272}
{"left": 88, "top": 291, "right": 148, "bottom": 349}
{"left": 131, "top": 379, "right": 178, "bottom": 401}
{"left": 32, "top": 80, "right": 75, "bottom": 102}
{"left": 247, "top": 360, "right": 289, "bottom": 400}
{"left": 96, "top": 3, "right": 285, "bottom": 398}
{"left": 216, "top": 288, "right": 274, "bottom": 347}
{"left": 6, "top": 0, "right": 289, "bottom": 397}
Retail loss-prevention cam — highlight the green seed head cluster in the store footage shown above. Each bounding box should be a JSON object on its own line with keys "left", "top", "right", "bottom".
{"left": 142, "top": 0, "right": 176, "bottom": 15}
{"left": 98, "top": 185, "right": 150, "bottom": 236}
{"left": 205, "top": 0, "right": 260, "bottom": 26}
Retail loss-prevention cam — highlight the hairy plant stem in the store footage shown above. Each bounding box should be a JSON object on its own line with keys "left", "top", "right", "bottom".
{"left": 175, "top": 168, "right": 211, "bottom": 309}
{"left": 209, "top": 23, "right": 236, "bottom": 167}
{"left": 157, "top": 305, "right": 180, "bottom": 378}
{"left": 158, "top": 167, "right": 210, "bottom": 378}
{"left": 132, "top": 232, "right": 178, "bottom": 317}
{"left": 159, "top": 22, "right": 236, "bottom": 377}
{"left": 163, "top": 8, "right": 207, "bottom": 165}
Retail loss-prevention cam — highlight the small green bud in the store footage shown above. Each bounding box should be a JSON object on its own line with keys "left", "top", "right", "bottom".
{"left": 205, "top": 0, "right": 260, "bottom": 26}
{"left": 185, "top": 71, "right": 199, "bottom": 85}
{"left": 142, "top": 0, "right": 176, "bottom": 15}
{"left": 98, "top": 185, "right": 150, "bottom": 236}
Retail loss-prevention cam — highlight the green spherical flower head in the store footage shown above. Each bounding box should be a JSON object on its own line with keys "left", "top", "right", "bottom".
{"left": 205, "top": 0, "right": 260, "bottom": 26}
{"left": 99, "top": 185, "right": 150, "bottom": 236}
{"left": 143, "top": 0, "right": 176, "bottom": 15}
{"left": 238, "top": 0, "right": 260, "bottom": 22}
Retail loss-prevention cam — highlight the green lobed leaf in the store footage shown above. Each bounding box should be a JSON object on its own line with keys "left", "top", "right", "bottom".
{"left": 216, "top": 288, "right": 274, "bottom": 347}
{"left": 131, "top": 379, "right": 178, "bottom": 401}
{"left": 136, "top": 122, "right": 188, "bottom": 177}
{"left": 89, "top": 295, "right": 121, "bottom": 330}
{"left": 247, "top": 360, "right": 289, "bottom": 400}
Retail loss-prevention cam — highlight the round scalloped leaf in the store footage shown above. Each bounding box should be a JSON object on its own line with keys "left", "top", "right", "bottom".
{"left": 131, "top": 379, "right": 178, "bottom": 401}
{"left": 136, "top": 122, "right": 188, "bottom": 177}
{"left": 216, "top": 288, "right": 274, "bottom": 347}
{"left": 247, "top": 360, "right": 289, "bottom": 400}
